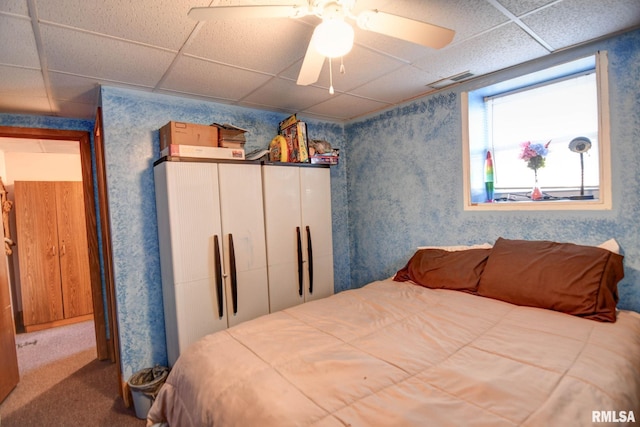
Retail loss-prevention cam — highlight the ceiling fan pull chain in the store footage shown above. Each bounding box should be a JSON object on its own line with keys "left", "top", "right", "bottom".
{"left": 340, "top": 56, "right": 346, "bottom": 74}
{"left": 329, "top": 57, "right": 335, "bottom": 95}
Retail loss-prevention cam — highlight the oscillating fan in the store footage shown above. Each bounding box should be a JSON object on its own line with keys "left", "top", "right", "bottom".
{"left": 188, "top": 1, "right": 455, "bottom": 92}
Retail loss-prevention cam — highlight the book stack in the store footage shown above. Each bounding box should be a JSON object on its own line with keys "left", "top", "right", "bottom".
{"left": 212, "top": 123, "right": 248, "bottom": 149}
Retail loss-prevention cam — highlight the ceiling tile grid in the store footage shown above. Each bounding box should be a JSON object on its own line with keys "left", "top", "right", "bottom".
{"left": 0, "top": 0, "right": 638, "bottom": 120}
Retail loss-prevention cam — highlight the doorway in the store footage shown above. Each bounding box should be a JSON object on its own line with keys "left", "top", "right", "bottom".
{"left": 0, "top": 126, "right": 114, "bottom": 398}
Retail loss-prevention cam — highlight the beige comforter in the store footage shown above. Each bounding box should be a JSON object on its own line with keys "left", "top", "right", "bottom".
{"left": 148, "top": 279, "right": 640, "bottom": 426}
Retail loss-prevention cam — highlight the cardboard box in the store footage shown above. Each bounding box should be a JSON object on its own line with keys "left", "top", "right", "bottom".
{"left": 161, "top": 144, "right": 245, "bottom": 160}
{"left": 160, "top": 122, "right": 218, "bottom": 150}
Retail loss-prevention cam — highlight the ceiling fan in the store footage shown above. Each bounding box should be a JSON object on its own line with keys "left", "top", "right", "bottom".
{"left": 188, "top": 1, "right": 455, "bottom": 93}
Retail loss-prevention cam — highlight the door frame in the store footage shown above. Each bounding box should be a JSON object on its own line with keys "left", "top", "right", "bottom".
{"left": 0, "top": 125, "right": 112, "bottom": 362}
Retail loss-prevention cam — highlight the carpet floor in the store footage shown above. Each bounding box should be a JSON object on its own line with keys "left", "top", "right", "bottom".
{"left": 0, "top": 321, "right": 145, "bottom": 426}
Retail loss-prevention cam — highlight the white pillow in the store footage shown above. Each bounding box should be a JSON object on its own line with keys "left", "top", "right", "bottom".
{"left": 598, "top": 238, "right": 620, "bottom": 254}
{"left": 417, "top": 243, "right": 493, "bottom": 251}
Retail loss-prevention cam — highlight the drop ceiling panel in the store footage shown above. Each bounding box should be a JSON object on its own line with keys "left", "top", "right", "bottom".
{"left": 521, "top": 0, "right": 640, "bottom": 50}
{"left": 0, "top": 65, "right": 47, "bottom": 98}
{"left": 242, "top": 76, "right": 333, "bottom": 113}
{"left": 496, "top": 0, "right": 558, "bottom": 17}
{"left": 288, "top": 45, "right": 406, "bottom": 93}
{"left": 350, "top": 65, "right": 440, "bottom": 103}
{"left": 0, "top": 15, "right": 40, "bottom": 68}
{"left": 373, "top": 0, "right": 509, "bottom": 41}
{"left": 0, "top": 0, "right": 28, "bottom": 15}
{"left": 48, "top": 72, "right": 101, "bottom": 105}
{"left": 186, "top": 18, "right": 312, "bottom": 74}
{"left": 160, "top": 55, "right": 273, "bottom": 101}
{"left": 413, "top": 23, "right": 550, "bottom": 82}
{"left": 41, "top": 24, "right": 176, "bottom": 86}
{"left": 35, "top": 0, "right": 209, "bottom": 51}
{"left": 0, "top": 94, "right": 52, "bottom": 116}
{"left": 303, "top": 93, "right": 391, "bottom": 121}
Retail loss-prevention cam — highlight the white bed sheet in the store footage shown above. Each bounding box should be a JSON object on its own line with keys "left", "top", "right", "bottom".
{"left": 148, "top": 279, "right": 640, "bottom": 426}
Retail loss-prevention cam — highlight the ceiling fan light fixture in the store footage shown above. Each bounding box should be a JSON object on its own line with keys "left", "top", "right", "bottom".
{"left": 313, "top": 18, "right": 354, "bottom": 58}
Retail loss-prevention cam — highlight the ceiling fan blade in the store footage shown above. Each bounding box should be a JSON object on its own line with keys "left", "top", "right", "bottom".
{"left": 188, "top": 5, "right": 307, "bottom": 21}
{"left": 297, "top": 32, "right": 325, "bottom": 86}
{"left": 356, "top": 10, "right": 455, "bottom": 49}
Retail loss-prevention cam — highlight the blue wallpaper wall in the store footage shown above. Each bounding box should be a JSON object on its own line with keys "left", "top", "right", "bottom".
{"left": 3, "top": 28, "right": 638, "bottom": 387}
{"left": 99, "top": 87, "right": 349, "bottom": 378}
{"left": 345, "top": 29, "right": 640, "bottom": 314}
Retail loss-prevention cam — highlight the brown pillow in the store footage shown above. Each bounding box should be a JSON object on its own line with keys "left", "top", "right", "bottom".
{"left": 394, "top": 248, "right": 491, "bottom": 292}
{"left": 477, "top": 238, "right": 624, "bottom": 322}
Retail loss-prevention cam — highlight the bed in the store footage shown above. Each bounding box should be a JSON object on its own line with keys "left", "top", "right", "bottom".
{"left": 147, "top": 238, "right": 640, "bottom": 426}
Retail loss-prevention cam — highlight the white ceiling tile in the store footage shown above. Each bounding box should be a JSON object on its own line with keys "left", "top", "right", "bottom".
{"left": 187, "top": 18, "right": 313, "bottom": 74}
{"left": 280, "top": 45, "right": 406, "bottom": 93}
{"left": 370, "top": 0, "right": 509, "bottom": 41}
{"left": 41, "top": 24, "right": 176, "bottom": 86}
{"left": 413, "top": 23, "right": 549, "bottom": 81}
{"left": 54, "top": 100, "right": 97, "bottom": 120}
{"left": 0, "top": 65, "right": 47, "bottom": 97}
{"left": 522, "top": 0, "right": 640, "bottom": 50}
{"left": 48, "top": 72, "right": 101, "bottom": 104}
{"left": 350, "top": 65, "right": 440, "bottom": 103}
{"left": 495, "top": 0, "right": 557, "bottom": 17}
{"left": 35, "top": 0, "right": 210, "bottom": 51}
{"left": 0, "top": 93, "right": 52, "bottom": 115}
{"left": 242, "top": 77, "right": 333, "bottom": 113}
{"left": 160, "top": 55, "right": 273, "bottom": 101}
{"left": 0, "top": 15, "right": 40, "bottom": 67}
{"left": 0, "top": 0, "right": 28, "bottom": 15}
{"left": 302, "top": 93, "right": 391, "bottom": 121}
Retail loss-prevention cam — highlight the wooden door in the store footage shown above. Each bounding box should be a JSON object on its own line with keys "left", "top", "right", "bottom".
{"left": 15, "top": 182, "right": 64, "bottom": 326}
{"left": 0, "top": 241, "right": 19, "bottom": 402}
{"left": 55, "top": 182, "right": 93, "bottom": 318}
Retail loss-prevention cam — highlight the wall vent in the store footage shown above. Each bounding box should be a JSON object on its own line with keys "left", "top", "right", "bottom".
{"left": 426, "top": 71, "right": 475, "bottom": 89}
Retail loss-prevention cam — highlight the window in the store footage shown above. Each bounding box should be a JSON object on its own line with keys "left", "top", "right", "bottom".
{"left": 462, "top": 53, "right": 611, "bottom": 211}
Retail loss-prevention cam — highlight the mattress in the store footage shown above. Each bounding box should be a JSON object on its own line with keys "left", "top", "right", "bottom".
{"left": 147, "top": 278, "right": 640, "bottom": 426}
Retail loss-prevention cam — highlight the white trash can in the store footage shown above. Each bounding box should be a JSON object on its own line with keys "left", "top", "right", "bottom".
{"left": 127, "top": 365, "right": 169, "bottom": 419}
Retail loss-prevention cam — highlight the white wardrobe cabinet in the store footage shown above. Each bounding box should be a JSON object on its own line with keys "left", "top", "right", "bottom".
{"left": 154, "top": 159, "right": 269, "bottom": 366}
{"left": 262, "top": 164, "right": 334, "bottom": 312}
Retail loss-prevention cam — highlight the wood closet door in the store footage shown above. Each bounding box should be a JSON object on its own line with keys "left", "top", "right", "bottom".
{"left": 55, "top": 182, "right": 93, "bottom": 318}
{"left": 15, "top": 182, "right": 64, "bottom": 325}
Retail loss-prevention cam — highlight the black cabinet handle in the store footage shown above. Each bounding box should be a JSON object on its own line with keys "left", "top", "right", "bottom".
{"left": 213, "top": 235, "right": 223, "bottom": 318}
{"left": 229, "top": 234, "right": 238, "bottom": 315}
{"left": 296, "top": 226, "right": 303, "bottom": 296}
{"left": 306, "top": 226, "right": 313, "bottom": 295}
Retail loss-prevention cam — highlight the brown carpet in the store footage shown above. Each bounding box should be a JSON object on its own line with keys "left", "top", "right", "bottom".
{"left": 0, "top": 321, "right": 145, "bottom": 426}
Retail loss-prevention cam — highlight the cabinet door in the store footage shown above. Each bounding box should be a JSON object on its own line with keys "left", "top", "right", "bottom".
{"left": 55, "top": 182, "right": 93, "bottom": 318}
{"left": 218, "top": 163, "right": 269, "bottom": 327}
{"left": 300, "top": 167, "right": 334, "bottom": 302}
{"left": 155, "top": 162, "right": 227, "bottom": 365}
{"left": 262, "top": 166, "right": 304, "bottom": 312}
{"left": 15, "top": 182, "right": 64, "bottom": 325}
